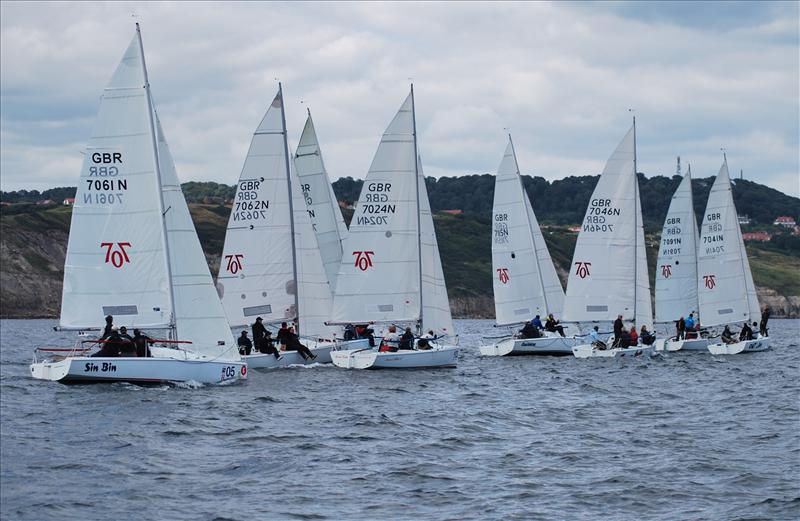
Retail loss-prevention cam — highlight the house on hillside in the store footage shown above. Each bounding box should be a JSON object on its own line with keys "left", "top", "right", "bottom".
{"left": 738, "top": 214, "right": 751, "bottom": 225}
{"left": 63, "top": 198, "right": 75, "bottom": 206}
{"left": 440, "top": 209, "right": 462, "bottom": 215}
{"left": 742, "top": 231, "right": 771, "bottom": 242}
{"left": 36, "top": 199, "right": 54, "bottom": 205}
{"left": 773, "top": 216, "right": 796, "bottom": 228}
{"left": 567, "top": 226, "right": 581, "bottom": 233}
{"left": 338, "top": 200, "right": 355, "bottom": 210}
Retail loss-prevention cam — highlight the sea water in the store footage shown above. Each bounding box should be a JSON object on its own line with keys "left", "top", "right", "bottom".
{"left": 1, "top": 319, "right": 798, "bottom": 520}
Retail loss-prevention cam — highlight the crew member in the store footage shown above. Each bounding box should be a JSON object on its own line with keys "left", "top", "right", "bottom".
{"left": 398, "top": 327, "right": 415, "bottom": 350}
{"left": 238, "top": 331, "right": 253, "bottom": 356}
{"left": 544, "top": 314, "right": 565, "bottom": 337}
{"left": 118, "top": 326, "right": 136, "bottom": 357}
{"left": 284, "top": 326, "right": 316, "bottom": 360}
{"left": 613, "top": 315, "right": 624, "bottom": 346}
{"left": 132, "top": 329, "right": 153, "bottom": 358}
{"left": 759, "top": 307, "right": 771, "bottom": 337}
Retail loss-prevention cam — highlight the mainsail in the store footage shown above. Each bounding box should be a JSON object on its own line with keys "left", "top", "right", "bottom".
{"left": 655, "top": 167, "right": 699, "bottom": 324}
{"left": 294, "top": 110, "right": 348, "bottom": 290}
{"left": 562, "top": 124, "right": 652, "bottom": 330}
{"left": 697, "top": 158, "right": 760, "bottom": 327}
{"left": 329, "top": 92, "right": 421, "bottom": 324}
{"left": 218, "top": 87, "right": 336, "bottom": 338}
{"left": 491, "top": 136, "right": 564, "bottom": 326}
{"left": 330, "top": 87, "right": 453, "bottom": 335}
{"left": 60, "top": 32, "right": 173, "bottom": 331}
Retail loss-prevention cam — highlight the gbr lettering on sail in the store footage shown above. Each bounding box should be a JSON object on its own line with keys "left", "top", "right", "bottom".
{"left": 356, "top": 182, "right": 394, "bottom": 226}
{"left": 84, "top": 152, "right": 128, "bottom": 205}
{"left": 702, "top": 212, "right": 724, "bottom": 255}
{"left": 583, "top": 198, "right": 621, "bottom": 233}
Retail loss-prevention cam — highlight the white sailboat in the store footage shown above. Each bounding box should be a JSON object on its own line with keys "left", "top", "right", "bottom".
{"left": 699, "top": 157, "right": 768, "bottom": 355}
{"left": 564, "top": 121, "right": 655, "bottom": 358}
{"left": 30, "top": 25, "right": 246, "bottom": 384}
{"left": 294, "top": 109, "right": 349, "bottom": 291}
{"left": 479, "top": 135, "right": 575, "bottom": 357}
{"left": 654, "top": 166, "right": 708, "bottom": 352}
{"left": 329, "top": 86, "right": 459, "bottom": 369}
{"left": 217, "top": 86, "right": 360, "bottom": 369}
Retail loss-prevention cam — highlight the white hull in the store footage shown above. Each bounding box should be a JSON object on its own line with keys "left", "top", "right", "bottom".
{"left": 708, "top": 337, "right": 770, "bottom": 355}
{"left": 572, "top": 343, "right": 656, "bottom": 359}
{"left": 479, "top": 334, "right": 579, "bottom": 357}
{"left": 244, "top": 339, "right": 371, "bottom": 369}
{"left": 331, "top": 343, "right": 459, "bottom": 369}
{"left": 655, "top": 337, "right": 710, "bottom": 352}
{"left": 29, "top": 356, "right": 247, "bottom": 385}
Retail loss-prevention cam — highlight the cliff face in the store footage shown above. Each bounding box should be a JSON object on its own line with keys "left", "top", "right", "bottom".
{"left": 1, "top": 204, "right": 798, "bottom": 319}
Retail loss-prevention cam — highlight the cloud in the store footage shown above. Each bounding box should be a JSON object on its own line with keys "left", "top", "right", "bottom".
{"left": 1, "top": 1, "right": 797, "bottom": 197}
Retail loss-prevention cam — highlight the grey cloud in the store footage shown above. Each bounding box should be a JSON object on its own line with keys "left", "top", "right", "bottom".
{"left": 1, "top": 1, "right": 797, "bottom": 196}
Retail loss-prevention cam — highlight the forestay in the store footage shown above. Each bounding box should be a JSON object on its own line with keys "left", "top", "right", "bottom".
{"left": 418, "top": 158, "right": 454, "bottom": 336}
{"left": 330, "top": 93, "right": 421, "bottom": 324}
{"left": 491, "top": 137, "right": 564, "bottom": 326}
{"left": 60, "top": 34, "right": 173, "bottom": 330}
{"left": 697, "top": 159, "right": 760, "bottom": 327}
{"left": 655, "top": 168, "right": 699, "bottom": 324}
{"left": 156, "top": 115, "right": 238, "bottom": 359}
{"left": 562, "top": 125, "right": 652, "bottom": 330}
{"left": 294, "top": 110, "right": 348, "bottom": 290}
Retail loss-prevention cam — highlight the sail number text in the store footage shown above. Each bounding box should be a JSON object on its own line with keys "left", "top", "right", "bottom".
{"left": 356, "top": 182, "right": 394, "bottom": 226}
{"left": 84, "top": 152, "right": 127, "bottom": 205}
{"left": 702, "top": 212, "right": 725, "bottom": 254}
{"left": 583, "top": 198, "right": 620, "bottom": 233}
{"left": 233, "top": 180, "right": 269, "bottom": 222}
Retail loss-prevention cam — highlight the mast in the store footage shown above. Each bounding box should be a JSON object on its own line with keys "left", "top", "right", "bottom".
{"left": 632, "top": 116, "right": 638, "bottom": 324}
{"left": 137, "top": 23, "right": 177, "bottom": 338}
{"left": 509, "top": 134, "right": 549, "bottom": 314}
{"left": 411, "top": 84, "right": 424, "bottom": 333}
{"left": 688, "top": 163, "right": 700, "bottom": 321}
{"left": 279, "top": 82, "right": 302, "bottom": 334}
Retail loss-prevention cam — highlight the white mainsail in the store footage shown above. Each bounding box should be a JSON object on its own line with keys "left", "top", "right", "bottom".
{"left": 491, "top": 136, "right": 564, "bottom": 326}
{"left": 218, "top": 88, "right": 336, "bottom": 339}
{"left": 655, "top": 167, "right": 699, "bottom": 324}
{"left": 562, "top": 124, "right": 652, "bottom": 330}
{"left": 294, "top": 110, "right": 348, "bottom": 290}
{"left": 418, "top": 157, "right": 454, "bottom": 336}
{"left": 60, "top": 33, "right": 173, "bottom": 330}
{"left": 329, "top": 92, "right": 421, "bottom": 324}
{"left": 697, "top": 158, "right": 760, "bottom": 328}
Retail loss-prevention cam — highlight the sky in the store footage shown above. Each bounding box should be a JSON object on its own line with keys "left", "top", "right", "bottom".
{"left": 1, "top": 1, "right": 798, "bottom": 196}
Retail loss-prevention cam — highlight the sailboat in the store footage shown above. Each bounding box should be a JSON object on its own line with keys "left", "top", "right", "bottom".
{"left": 479, "top": 135, "right": 575, "bottom": 357}
{"left": 294, "top": 109, "right": 349, "bottom": 291}
{"left": 30, "top": 25, "right": 246, "bottom": 384}
{"left": 699, "top": 157, "right": 769, "bottom": 355}
{"left": 564, "top": 120, "right": 655, "bottom": 358}
{"left": 328, "top": 86, "right": 459, "bottom": 369}
{"left": 654, "top": 165, "right": 708, "bottom": 351}
{"left": 217, "top": 85, "right": 363, "bottom": 369}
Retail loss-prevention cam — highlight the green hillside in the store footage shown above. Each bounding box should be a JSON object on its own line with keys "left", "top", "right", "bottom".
{"left": 3, "top": 199, "right": 798, "bottom": 318}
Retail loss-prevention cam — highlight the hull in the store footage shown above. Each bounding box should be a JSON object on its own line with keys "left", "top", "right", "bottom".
{"left": 657, "top": 337, "right": 710, "bottom": 352}
{"left": 708, "top": 337, "right": 770, "bottom": 355}
{"left": 244, "top": 339, "right": 371, "bottom": 369}
{"left": 572, "top": 343, "right": 655, "bottom": 359}
{"left": 331, "top": 343, "right": 459, "bottom": 369}
{"left": 29, "top": 356, "right": 247, "bottom": 385}
{"left": 479, "top": 335, "right": 579, "bottom": 357}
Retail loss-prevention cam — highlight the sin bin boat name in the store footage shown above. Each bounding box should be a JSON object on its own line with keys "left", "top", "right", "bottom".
{"left": 583, "top": 198, "right": 620, "bottom": 232}
{"left": 356, "top": 183, "right": 395, "bottom": 226}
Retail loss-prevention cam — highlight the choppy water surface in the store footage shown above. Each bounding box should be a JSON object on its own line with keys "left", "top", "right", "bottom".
{"left": 1, "top": 319, "right": 798, "bottom": 520}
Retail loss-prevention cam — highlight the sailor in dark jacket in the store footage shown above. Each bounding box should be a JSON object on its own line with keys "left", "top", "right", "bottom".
{"left": 132, "top": 329, "right": 153, "bottom": 357}
{"left": 613, "top": 315, "right": 624, "bottom": 347}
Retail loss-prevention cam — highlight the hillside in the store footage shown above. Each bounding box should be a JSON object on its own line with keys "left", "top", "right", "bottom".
{"left": 2, "top": 196, "right": 799, "bottom": 319}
